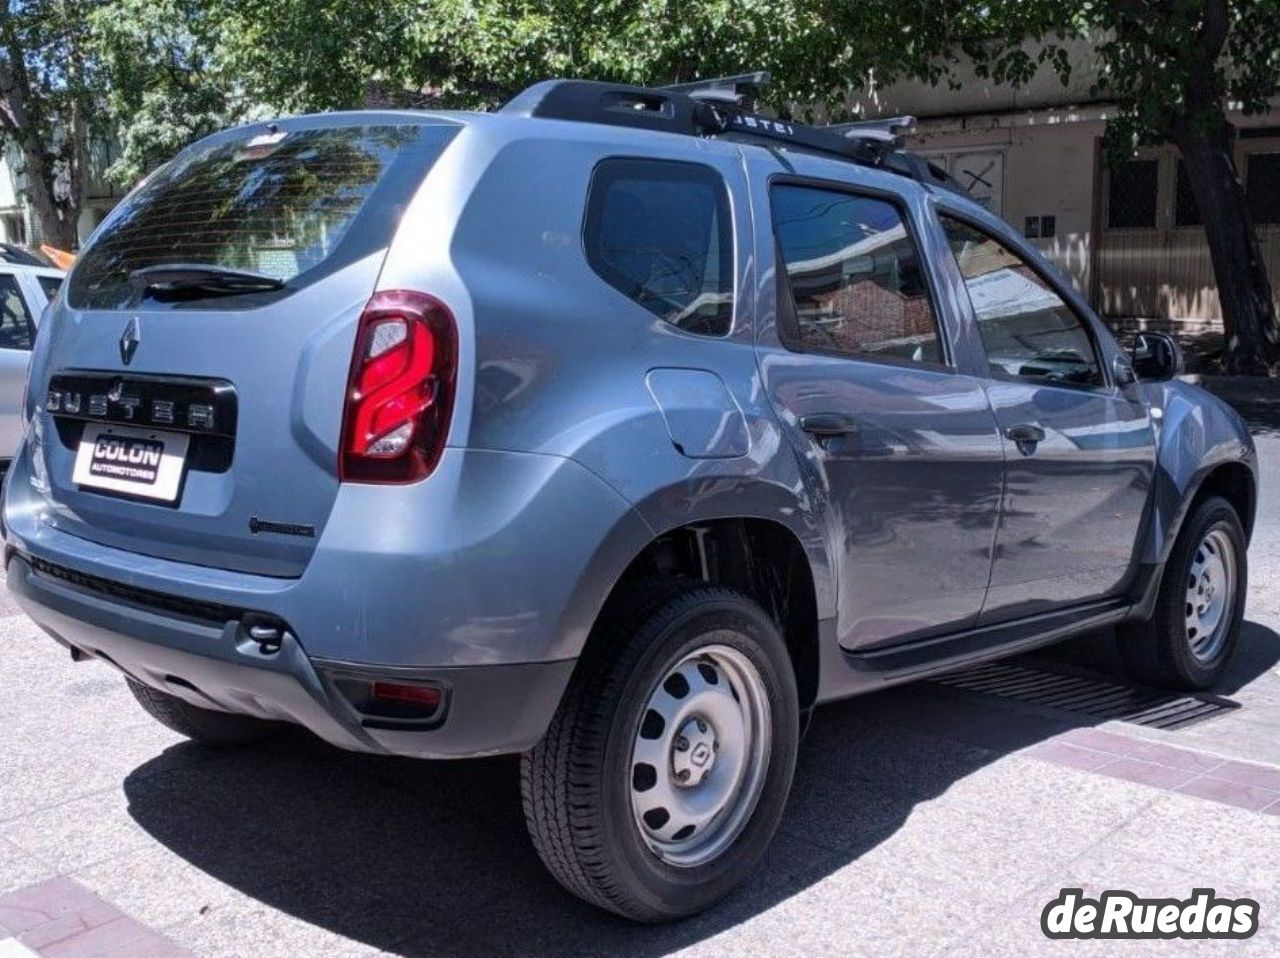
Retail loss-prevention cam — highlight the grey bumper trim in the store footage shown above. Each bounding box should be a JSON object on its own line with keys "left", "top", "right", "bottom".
{"left": 7, "top": 552, "right": 575, "bottom": 759}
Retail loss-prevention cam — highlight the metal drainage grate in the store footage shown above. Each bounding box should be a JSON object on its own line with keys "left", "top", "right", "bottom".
{"left": 930, "top": 662, "right": 1241, "bottom": 731}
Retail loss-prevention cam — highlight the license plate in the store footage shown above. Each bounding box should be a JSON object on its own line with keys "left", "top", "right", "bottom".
{"left": 72, "top": 423, "right": 190, "bottom": 503}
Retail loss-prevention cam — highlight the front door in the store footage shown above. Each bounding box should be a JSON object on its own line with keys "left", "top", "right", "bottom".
{"left": 936, "top": 213, "right": 1156, "bottom": 621}
{"left": 758, "top": 177, "right": 1005, "bottom": 650}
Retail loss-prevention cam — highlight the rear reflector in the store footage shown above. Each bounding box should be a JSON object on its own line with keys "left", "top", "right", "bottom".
{"left": 324, "top": 671, "right": 449, "bottom": 727}
{"left": 371, "top": 681, "right": 443, "bottom": 709}
{"left": 340, "top": 290, "right": 457, "bottom": 483}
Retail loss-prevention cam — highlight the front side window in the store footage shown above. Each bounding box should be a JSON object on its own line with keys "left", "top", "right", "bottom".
{"left": 584, "top": 158, "right": 734, "bottom": 336}
{"left": 941, "top": 216, "right": 1103, "bottom": 388}
{"left": 771, "top": 184, "right": 943, "bottom": 364}
{"left": 0, "top": 274, "right": 34, "bottom": 350}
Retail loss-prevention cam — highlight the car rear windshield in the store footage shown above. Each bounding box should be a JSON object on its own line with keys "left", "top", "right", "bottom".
{"left": 68, "top": 121, "right": 459, "bottom": 310}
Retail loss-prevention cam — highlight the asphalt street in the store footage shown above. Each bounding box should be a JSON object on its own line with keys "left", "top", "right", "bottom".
{"left": 0, "top": 400, "right": 1278, "bottom": 957}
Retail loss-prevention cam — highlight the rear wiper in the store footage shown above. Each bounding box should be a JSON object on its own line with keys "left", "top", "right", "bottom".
{"left": 128, "top": 264, "right": 286, "bottom": 298}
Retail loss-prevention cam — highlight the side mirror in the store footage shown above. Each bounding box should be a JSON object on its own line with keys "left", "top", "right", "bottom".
{"left": 1131, "top": 331, "right": 1184, "bottom": 382}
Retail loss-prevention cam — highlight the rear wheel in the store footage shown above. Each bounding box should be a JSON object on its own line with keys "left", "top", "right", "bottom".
{"left": 1120, "top": 495, "right": 1247, "bottom": 690}
{"left": 521, "top": 584, "right": 799, "bottom": 921}
{"left": 126, "top": 679, "right": 280, "bottom": 747}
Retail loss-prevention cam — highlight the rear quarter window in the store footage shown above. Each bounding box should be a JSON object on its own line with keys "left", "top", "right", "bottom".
{"left": 583, "top": 158, "right": 734, "bottom": 336}
{"left": 69, "top": 122, "right": 458, "bottom": 310}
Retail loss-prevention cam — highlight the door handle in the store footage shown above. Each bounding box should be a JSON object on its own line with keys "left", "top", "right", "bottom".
{"left": 1005, "top": 423, "right": 1046, "bottom": 444}
{"left": 800, "top": 413, "right": 859, "bottom": 437}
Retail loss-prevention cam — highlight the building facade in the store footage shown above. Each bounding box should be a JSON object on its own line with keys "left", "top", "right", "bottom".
{"left": 852, "top": 44, "right": 1280, "bottom": 326}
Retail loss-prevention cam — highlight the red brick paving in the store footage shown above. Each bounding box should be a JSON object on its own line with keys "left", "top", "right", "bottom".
{"left": 0, "top": 878, "right": 191, "bottom": 958}
{"left": 1027, "top": 727, "right": 1280, "bottom": 813}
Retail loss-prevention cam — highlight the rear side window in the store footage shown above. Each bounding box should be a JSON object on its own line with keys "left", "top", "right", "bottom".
{"left": 0, "top": 273, "right": 33, "bottom": 350}
{"left": 584, "top": 158, "right": 734, "bottom": 336}
{"left": 771, "top": 183, "right": 944, "bottom": 365}
{"left": 69, "top": 122, "right": 458, "bottom": 310}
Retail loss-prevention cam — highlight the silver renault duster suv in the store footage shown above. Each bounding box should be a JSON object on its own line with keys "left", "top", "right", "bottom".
{"left": 3, "top": 74, "right": 1257, "bottom": 920}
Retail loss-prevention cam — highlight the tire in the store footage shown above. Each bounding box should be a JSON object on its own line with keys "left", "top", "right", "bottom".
{"left": 1119, "top": 495, "right": 1247, "bottom": 691}
{"left": 126, "top": 678, "right": 280, "bottom": 747}
{"left": 521, "top": 583, "right": 799, "bottom": 922}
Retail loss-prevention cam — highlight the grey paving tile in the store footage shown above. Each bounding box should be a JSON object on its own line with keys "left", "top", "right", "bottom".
{"left": 166, "top": 898, "right": 390, "bottom": 958}
{"left": 778, "top": 765, "right": 907, "bottom": 851}
{"left": 0, "top": 749, "right": 122, "bottom": 826}
{"left": 675, "top": 857, "right": 994, "bottom": 958}
{"left": 933, "top": 836, "right": 1279, "bottom": 958}
{"left": 800, "top": 715, "right": 995, "bottom": 798}
{"left": 1023, "top": 739, "right": 1114, "bottom": 771}
{"left": 1104, "top": 792, "right": 1280, "bottom": 889}
{"left": 868, "top": 756, "right": 1159, "bottom": 899}
{"left": 0, "top": 839, "right": 57, "bottom": 898}
{"left": 0, "top": 790, "right": 152, "bottom": 873}
{"left": 73, "top": 846, "right": 256, "bottom": 931}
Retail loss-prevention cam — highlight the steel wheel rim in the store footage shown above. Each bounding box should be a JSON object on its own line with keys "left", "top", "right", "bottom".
{"left": 629, "top": 640, "right": 772, "bottom": 869}
{"left": 1185, "top": 526, "right": 1236, "bottom": 662}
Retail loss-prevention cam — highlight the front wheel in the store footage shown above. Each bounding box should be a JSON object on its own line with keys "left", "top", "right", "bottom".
{"left": 1120, "top": 495, "right": 1248, "bottom": 690}
{"left": 521, "top": 584, "right": 799, "bottom": 922}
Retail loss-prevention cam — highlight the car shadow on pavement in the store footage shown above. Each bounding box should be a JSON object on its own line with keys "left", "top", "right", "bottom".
{"left": 121, "top": 621, "right": 1280, "bottom": 957}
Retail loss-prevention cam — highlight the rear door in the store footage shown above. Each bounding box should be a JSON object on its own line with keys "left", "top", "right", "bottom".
{"left": 933, "top": 211, "right": 1156, "bottom": 620}
{"left": 27, "top": 116, "right": 460, "bottom": 576}
{"left": 0, "top": 269, "right": 36, "bottom": 457}
{"left": 755, "top": 167, "right": 1004, "bottom": 650}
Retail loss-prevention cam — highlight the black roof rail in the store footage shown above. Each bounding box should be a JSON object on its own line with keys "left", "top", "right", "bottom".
{"left": 499, "top": 77, "right": 970, "bottom": 198}
{"left": 500, "top": 79, "right": 723, "bottom": 136}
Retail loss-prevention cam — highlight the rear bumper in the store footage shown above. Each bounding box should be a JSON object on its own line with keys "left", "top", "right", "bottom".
{"left": 7, "top": 551, "right": 575, "bottom": 759}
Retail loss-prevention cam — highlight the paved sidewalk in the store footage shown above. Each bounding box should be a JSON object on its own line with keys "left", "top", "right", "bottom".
{"left": 0, "top": 430, "right": 1277, "bottom": 956}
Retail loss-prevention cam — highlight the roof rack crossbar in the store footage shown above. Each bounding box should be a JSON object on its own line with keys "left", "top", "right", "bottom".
{"left": 658, "top": 72, "right": 772, "bottom": 107}
{"left": 826, "top": 115, "right": 918, "bottom": 141}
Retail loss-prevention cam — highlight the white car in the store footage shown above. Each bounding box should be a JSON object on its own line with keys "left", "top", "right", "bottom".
{"left": 0, "top": 255, "right": 64, "bottom": 459}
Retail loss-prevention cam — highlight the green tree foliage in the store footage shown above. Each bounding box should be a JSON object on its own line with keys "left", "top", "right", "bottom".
{"left": 88, "top": 0, "right": 245, "bottom": 186}
{"left": 0, "top": 0, "right": 100, "bottom": 248}
{"left": 211, "top": 0, "right": 793, "bottom": 111}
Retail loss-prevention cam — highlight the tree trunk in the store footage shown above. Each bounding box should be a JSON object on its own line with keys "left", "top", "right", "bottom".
{"left": 23, "top": 168, "right": 78, "bottom": 250}
{"left": 1175, "top": 119, "right": 1280, "bottom": 375}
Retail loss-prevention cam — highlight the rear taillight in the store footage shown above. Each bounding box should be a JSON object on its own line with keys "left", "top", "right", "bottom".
{"left": 340, "top": 290, "right": 457, "bottom": 484}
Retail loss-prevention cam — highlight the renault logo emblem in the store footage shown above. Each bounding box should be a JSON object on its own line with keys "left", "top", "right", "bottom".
{"left": 119, "top": 317, "right": 140, "bottom": 365}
